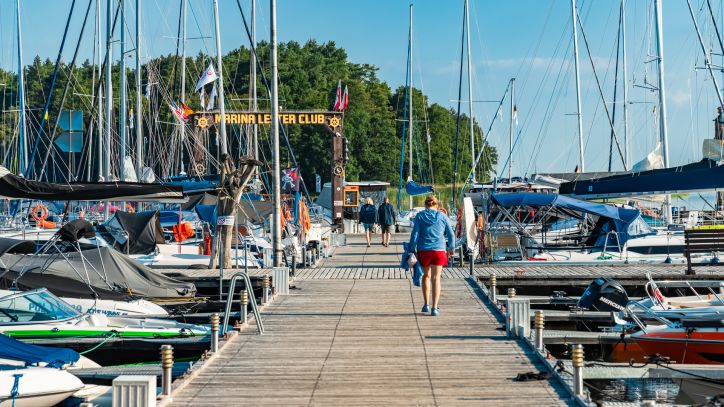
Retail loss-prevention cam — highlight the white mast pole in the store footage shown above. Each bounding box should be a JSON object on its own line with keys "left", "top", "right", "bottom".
{"left": 213, "top": 0, "right": 227, "bottom": 156}
{"left": 104, "top": 0, "right": 113, "bottom": 218}
{"left": 572, "top": 0, "right": 585, "bottom": 173}
{"left": 119, "top": 0, "right": 126, "bottom": 183}
{"left": 180, "top": 0, "right": 187, "bottom": 174}
{"left": 508, "top": 78, "right": 515, "bottom": 181}
{"left": 96, "top": 0, "right": 103, "bottom": 181}
{"left": 621, "top": 0, "right": 630, "bottom": 168}
{"left": 270, "top": 0, "right": 282, "bottom": 266}
{"left": 654, "top": 0, "right": 672, "bottom": 224}
{"left": 465, "top": 0, "right": 475, "bottom": 182}
{"left": 251, "top": 0, "right": 258, "bottom": 165}
{"left": 408, "top": 3, "right": 413, "bottom": 210}
{"left": 135, "top": 0, "right": 143, "bottom": 180}
{"left": 16, "top": 0, "right": 26, "bottom": 177}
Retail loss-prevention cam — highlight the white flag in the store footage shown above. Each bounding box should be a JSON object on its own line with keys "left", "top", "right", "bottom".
{"left": 206, "top": 84, "right": 218, "bottom": 110}
{"left": 512, "top": 105, "right": 518, "bottom": 126}
{"left": 195, "top": 63, "right": 219, "bottom": 92}
{"left": 200, "top": 88, "right": 205, "bottom": 109}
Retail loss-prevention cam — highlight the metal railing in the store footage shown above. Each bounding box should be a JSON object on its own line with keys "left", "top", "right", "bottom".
{"left": 221, "top": 272, "right": 265, "bottom": 335}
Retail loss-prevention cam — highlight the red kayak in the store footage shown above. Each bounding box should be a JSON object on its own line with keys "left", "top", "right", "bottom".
{"left": 633, "top": 327, "right": 724, "bottom": 364}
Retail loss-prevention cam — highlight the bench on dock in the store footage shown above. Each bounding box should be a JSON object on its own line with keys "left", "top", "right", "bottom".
{"left": 684, "top": 229, "right": 724, "bottom": 275}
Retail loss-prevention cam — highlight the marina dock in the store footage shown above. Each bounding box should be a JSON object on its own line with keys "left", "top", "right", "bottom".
{"left": 164, "top": 234, "right": 574, "bottom": 406}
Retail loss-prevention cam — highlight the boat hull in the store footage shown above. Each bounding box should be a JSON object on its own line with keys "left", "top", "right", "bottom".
{"left": 633, "top": 330, "right": 724, "bottom": 364}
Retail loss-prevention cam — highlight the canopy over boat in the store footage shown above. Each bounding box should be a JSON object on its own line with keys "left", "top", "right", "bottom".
{"left": 404, "top": 180, "right": 433, "bottom": 196}
{"left": 97, "top": 211, "right": 165, "bottom": 255}
{"left": 0, "top": 332, "right": 79, "bottom": 368}
{"left": 490, "top": 192, "right": 654, "bottom": 248}
{"left": 558, "top": 159, "right": 724, "bottom": 198}
{"left": 0, "top": 166, "right": 185, "bottom": 202}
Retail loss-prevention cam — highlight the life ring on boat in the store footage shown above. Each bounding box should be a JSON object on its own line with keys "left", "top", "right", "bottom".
{"left": 31, "top": 204, "right": 49, "bottom": 223}
{"left": 125, "top": 203, "right": 135, "bottom": 213}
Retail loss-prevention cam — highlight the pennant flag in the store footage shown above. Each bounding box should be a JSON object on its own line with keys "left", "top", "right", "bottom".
{"left": 333, "top": 80, "right": 342, "bottom": 111}
{"left": 195, "top": 63, "right": 219, "bottom": 92}
{"left": 180, "top": 101, "right": 194, "bottom": 119}
{"left": 342, "top": 85, "right": 349, "bottom": 111}
{"left": 200, "top": 88, "right": 205, "bottom": 109}
{"left": 44, "top": 110, "right": 49, "bottom": 121}
{"left": 129, "top": 108, "right": 134, "bottom": 129}
{"left": 512, "top": 105, "right": 518, "bottom": 126}
{"left": 206, "top": 84, "right": 218, "bottom": 110}
{"left": 170, "top": 102, "right": 185, "bottom": 122}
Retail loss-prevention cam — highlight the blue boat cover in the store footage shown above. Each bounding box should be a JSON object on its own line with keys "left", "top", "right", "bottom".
{"left": 404, "top": 180, "right": 433, "bottom": 196}
{"left": 491, "top": 192, "right": 654, "bottom": 249}
{"left": 558, "top": 159, "right": 724, "bottom": 198}
{"left": 0, "top": 334, "right": 79, "bottom": 368}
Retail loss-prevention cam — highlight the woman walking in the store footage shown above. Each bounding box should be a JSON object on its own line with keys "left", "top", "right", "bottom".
{"left": 408, "top": 195, "right": 454, "bottom": 316}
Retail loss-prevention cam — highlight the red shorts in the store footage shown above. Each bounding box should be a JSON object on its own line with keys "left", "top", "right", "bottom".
{"left": 417, "top": 250, "right": 449, "bottom": 267}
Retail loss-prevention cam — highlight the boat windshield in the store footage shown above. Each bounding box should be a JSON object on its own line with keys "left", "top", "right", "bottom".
{"left": 0, "top": 289, "right": 81, "bottom": 324}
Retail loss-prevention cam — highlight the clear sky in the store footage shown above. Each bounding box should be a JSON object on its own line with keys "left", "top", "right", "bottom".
{"left": 2, "top": 0, "right": 723, "bottom": 178}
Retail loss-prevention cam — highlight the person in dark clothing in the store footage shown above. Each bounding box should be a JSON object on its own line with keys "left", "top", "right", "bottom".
{"left": 358, "top": 197, "right": 378, "bottom": 247}
{"left": 377, "top": 197, "right": 396, "bottom": 247}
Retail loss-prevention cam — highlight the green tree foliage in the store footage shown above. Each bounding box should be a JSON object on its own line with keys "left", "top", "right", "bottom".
{"left": 0, "top": 40, "right": 497, "bottom": 184}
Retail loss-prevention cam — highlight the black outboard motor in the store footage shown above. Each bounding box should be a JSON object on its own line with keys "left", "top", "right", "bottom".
{"left": 577, "top": 277, "right": 628, "bottom": 312}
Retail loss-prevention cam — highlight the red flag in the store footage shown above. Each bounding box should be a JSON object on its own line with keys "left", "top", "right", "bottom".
{"left": 180, "top": 101, "right": 194, "bottom": 119}
{"left": 342, "top": 85, "right": 349, "bottom": 111}
{"left": 333, "top": 80, "right": 342, "bottom": 111}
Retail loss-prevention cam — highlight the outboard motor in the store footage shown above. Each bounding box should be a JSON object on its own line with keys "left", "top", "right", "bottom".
{"left": 577, "top": 277, "right": 628, "bottom": 312}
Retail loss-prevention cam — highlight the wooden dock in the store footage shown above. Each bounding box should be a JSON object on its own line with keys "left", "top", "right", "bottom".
{"left": 166, "top": 234, "right": 574, "bottom": 406}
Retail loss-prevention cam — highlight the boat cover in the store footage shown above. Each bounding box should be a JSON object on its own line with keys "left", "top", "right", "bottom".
{"left": 1, "top": 246, "right": 196, "bottom": 300}
{"left": 97, "top": 211, "right": 165, "bottom": 255}
{"left": 491, "top": 192, "right": 654, "bottom": 248}
{"left": 0, "top": 166, "right": 184, "bottom": 202}
{"left": 195, "top": 200, "right": 274, "bottom": 231}
{"left": 0, "top": 334, "right": 79, "bottom": 368}
{"left": 558, "top": 159, "right": 724, "bottom": 198}
{"left": 0, "top": 238, "right": 35, "bottom": 257}
{"left": 404, "top": 180, "right": 434, "bottom": 196}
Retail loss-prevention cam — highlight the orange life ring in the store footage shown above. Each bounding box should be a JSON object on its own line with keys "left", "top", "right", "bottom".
{"left": 125, "top": 203, "right": 135, "bottom": 213}
{"left": 31, "top": 204, "right": 49, "bottom": 222}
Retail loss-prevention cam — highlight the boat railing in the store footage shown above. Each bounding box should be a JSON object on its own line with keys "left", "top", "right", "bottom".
{"left": 644, "top": 279, "right": 724, "bottom": 307}
{"left": 600, "top": 230, "right": 623, "bottom": 259}
{"left": 221, "top": 272, "right": 264, "bottom": 335}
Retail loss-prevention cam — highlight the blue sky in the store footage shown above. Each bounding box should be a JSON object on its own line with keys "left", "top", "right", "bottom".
{"left": 2, "top": 0, "right": 724, "bottom": 178}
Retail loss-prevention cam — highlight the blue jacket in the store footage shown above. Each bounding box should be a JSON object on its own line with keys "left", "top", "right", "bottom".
{"left": 377, "top": 203, "right": 396, "bottom": 226}
{"left": 359, "top": 204, "right": 378, "bottom": 224}
{"left": 408, "top": 209, "right": 455, "bottom": 252}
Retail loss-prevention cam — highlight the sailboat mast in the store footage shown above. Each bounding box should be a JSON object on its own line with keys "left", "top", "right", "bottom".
{"left": 653, "top": 0, "right": 672, "bottom": 223}
{"left": 621, "top": 0, "right": 630, "bottom": 168}
{"left": 408, "top": 4, "right": 413, "bottom": 210}
{"left": 508, "top": 78, "right": 514, "bottom": 181}
{"left": 464, "top": 0, "right": 475, "bottom": 182}
{"left": 270, "top": 0, "right": 282, "bottom": 266}
{"left": 213, "top": 0, "right": 227, "bottom": 156}
{"left": 104, "top": 0, "right": 113, "bottom": 217}
{"left": 251, "top": 0, "right": 258, "bottom": 165}
{"left": 119, "top": 0, "right": 126, "bottom": 182}
{"left": 135, "top": 0, "right": 143, "bottom": 180}
{"left": 16, "top": 0, "right": 26, "bottom": 177}
{"left": 96, "top": 0, "right": 103, "bottom": 181}
{"left": 571, "top": 0, "right": 585, "bottom": 173}
{"left": 180, "top": 0, "right": 186, "bottom": 173}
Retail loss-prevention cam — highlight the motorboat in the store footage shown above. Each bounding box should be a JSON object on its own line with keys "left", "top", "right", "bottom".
{"left": 632, "top": 325, "right": 724, "bottom": 364}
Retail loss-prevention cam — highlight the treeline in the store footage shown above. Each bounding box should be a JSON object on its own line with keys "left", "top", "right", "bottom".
{"left": 0, "top": 40, "right": 497, "bottom": 185}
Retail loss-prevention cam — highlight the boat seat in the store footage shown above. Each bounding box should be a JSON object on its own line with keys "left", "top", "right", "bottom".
{"left": 494, "top": 233, "right": 522, "bottom": 256}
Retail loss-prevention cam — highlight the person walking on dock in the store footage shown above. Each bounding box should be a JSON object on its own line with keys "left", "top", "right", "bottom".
{"left": 377, "top": 197, "right": 396, "bottom": 247}
{"left": 408, "top": 195, "right": 454, "bottom": 316}
{"left": 359, "top": 197, "right": 378, "bottom": 247}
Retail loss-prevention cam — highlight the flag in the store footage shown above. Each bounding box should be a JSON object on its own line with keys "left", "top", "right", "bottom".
{"left": 170, "top": 102, "right": 185, "bottom": 122}
{"left": 512, "top": 105, "right": 518, "bottom": 126}
{"left": 195, "top": 63, "right": 219, "bottom": 92}
{"left": 281, "top": 167, "right": 301, "bottom": 193}
{"left": 206, "top": 84, "right": 218, "bottom": 110}
{"left": 144, "top": 82, "right": 151, "bottom": 98}
{"left": 200, "top": 88, "right": 205, "bottom": 109}
{"left": 129, "top": 108, "right": 134, "bottom": 129}
{"left": 342, "top": 85, "right": 349, "bottom": 111}
{"left": 44, "top": 110, "right": 49, "bottom": 121}
{"left": 180, "top": 101, "right": 194, "bottom": 119}
{"left": 333, "top": 80, "right": 342, "bottom": 111}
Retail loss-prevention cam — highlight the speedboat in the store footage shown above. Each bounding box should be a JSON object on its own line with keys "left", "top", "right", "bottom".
{"left": 0, "top": 288, "right": 210, "bottom": 365}
{"left": 632, "top": 324, "right": 724, "bottom": 364}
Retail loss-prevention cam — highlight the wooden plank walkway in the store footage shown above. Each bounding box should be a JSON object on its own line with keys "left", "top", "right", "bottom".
{"left": 169, "top": 279, "right": 573, "bottom": 406}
